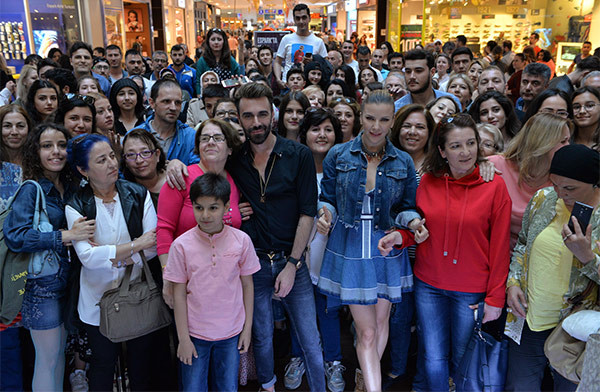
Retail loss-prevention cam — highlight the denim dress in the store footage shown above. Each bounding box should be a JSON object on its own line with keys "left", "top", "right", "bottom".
{"left": 3, "top": 178, "right": 72, "bottom": 330}
{"left": 317, "top": 135, "right": 420, "bottom": 305}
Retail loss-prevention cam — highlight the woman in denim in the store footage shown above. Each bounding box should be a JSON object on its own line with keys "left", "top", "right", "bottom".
{"left": 317, "top": 90, "right": 425, "bottom": 391}
{"left": 3, "top": 123, "right": 95, "bottom": 391}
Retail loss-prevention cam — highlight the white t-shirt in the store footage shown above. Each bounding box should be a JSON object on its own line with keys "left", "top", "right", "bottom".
{"left": 346, "top": 59, "right": 360, "bottom": 81}
{"left": 276, "top": 32, "right": 328, "bottom": 82}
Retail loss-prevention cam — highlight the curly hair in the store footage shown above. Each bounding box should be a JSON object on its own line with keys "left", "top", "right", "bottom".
{"left": 22, "top": 123, "right": 72, "bottom": 181}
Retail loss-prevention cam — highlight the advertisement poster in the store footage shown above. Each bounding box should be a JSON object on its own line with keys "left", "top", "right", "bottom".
{"left": 253, "top": 31, "right": 291, "bottom": 53}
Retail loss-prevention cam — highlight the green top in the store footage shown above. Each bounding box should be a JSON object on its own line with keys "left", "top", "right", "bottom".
{"left": 195, "top": 56, "right": 241, "bottom": 94}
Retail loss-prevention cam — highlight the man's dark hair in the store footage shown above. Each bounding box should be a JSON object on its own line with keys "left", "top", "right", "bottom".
{"left": 286, "top": 67, "right": 306, "bottom": 81}
{"left": 124, "top": 49, "right": 142, "bottom": 60}
{"left": 442, "top": 41, "right": 456, "bottom": 53}
{"left": 486, "top": 40, "right": 498, "bottom": 50}
{"left": 503, "top": 40, "right": 513, "bottom": 51}
{"left": 93, "top": 47, "right": 105, "bottom": 57}
{"left": 189, "top": 172, "right": 231, "bottom": 205}
{"left": 106, "top": 44, "right": 122, "bottom": 54}
{"left": 24, "top": 54, "right": 42, "bottom": 65}
{"left": 234, "top": 82, "right": 274, "bottom": 112}
{"left": 43, "top": 67, "right": 77, "bottom": 94}
{"left": 452, "top": 46, "right": 474, "bottom": 62}
{"left": 523, "top": 62, "right": 551, "bottom": 83}
{"left": 246, "top": 69, "right": 262, "bottom": 79}
{"left": 404, "top": 49, "right": 435, "bottom": 70}
{"left": 170, "top": 44, "right": 184, "bottom": 54}
{"left": 515, "top": 53, "right": 526, "bottom": 62}
{"left": 150, "top": 78, "right": 181, "bottom": 100}
{"left": 202, "top": 84, "right": 229, "bottom": 105}
{"left": 357, "top": 46, "right": 371, "bottom": 56}
{"left": 343, "top": 40, "right": 353, "bottom": 46}
{"left": 388, "top": 52, "right": 404, "bottom": 63}
{"left": 292, "top": 3, "right": 310, "bottom": 18}
{"left": 244, "top": 40, "right": 252, "bottom": 50}
{"left": 69, "top": 41, "right": 93, "bottom": 58}
{"left": 577, "top": 55, "right": 600, "bottom": 73}
{"left": 366, "top": 82, "right": 384, "bottom": 91}
{"left": 456, "top": 35, "right": 467, "bottom": 46}
{"left": 583, "top": 41, "right": 592, "bottom": 46}
{"left": 37, "top": 58, "right": 59, "bottom": 73}
{"left": 250, "top": 74, "right": 269, "bottom": 84}
{"left": 531, "top": 32, "right": 539, "bottom": 40}
{"left": 258, "top": 45, "right": 273, "bottom": 56}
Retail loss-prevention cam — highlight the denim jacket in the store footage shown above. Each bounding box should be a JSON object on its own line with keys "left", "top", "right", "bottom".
{"left": 4, "top": 178, "right": 73, "bottom": 276}
{"left": 319, "top": 134, "right": 420, "bottom": 230}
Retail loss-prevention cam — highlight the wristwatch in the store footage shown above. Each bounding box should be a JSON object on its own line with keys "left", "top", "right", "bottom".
{"left": 287, "top": 256, "right": 302, "bottom": 270}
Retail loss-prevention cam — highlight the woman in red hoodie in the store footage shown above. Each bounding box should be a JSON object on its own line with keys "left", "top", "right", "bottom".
{"left": 379, "top": 113, "right": 512, "bottom": 391}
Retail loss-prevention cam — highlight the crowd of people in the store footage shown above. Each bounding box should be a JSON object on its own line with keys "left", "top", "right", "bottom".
{"left": 0, "top": 2, "right": 599, "bottom": 392}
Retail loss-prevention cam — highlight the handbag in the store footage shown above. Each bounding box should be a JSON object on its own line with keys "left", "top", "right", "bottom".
{"left": 455, "top": 302, "right": 509, "bottom": 392}
{"left": 98, "top": 250, "right": 172, "bottom": 343}
{"left": 28, "top": 180, "right": 60, "bottom": 277}
{"left": 576, "top": 333, "right": 600, "bottom": 392}
{"left": 544, "top": 280, "right": 598, "bottom": 383}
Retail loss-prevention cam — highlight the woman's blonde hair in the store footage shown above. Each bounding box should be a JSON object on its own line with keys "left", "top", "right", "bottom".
{"left": 302, "top": 85, "right": 324, "bottom": 99}
{"left": 447, "top": 72, "right": 474, "bottom": 94}
{"left": 16, "top": 64, "right": 37, "bottom": 102}
{"left": 504, "top": 112, "right": 573, "bottom": 184}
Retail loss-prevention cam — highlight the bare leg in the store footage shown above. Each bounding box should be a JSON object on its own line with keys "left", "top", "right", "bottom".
{"left": 30, "top": 325, "right": 66, "bottom": 392}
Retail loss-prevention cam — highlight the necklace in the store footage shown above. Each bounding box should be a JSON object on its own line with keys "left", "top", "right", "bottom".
{"left": 361, "top": 144, "right": 385, "bottom": 162}
{"left": 259, "top": 156, "right": 276, "bottom": 203}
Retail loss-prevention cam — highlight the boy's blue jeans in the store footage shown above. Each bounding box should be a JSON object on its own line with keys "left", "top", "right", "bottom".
{"left": 180, "top": 334, "right": 239, "bottom": 392}
{"left": 252, "top": 253, "right": 325, "bottom": 391}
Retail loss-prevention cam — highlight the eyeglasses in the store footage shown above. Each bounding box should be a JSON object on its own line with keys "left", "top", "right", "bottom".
{"left": 67, "top": 94, "right": 95, "bottom": 105}
{"left": 93, "top": 64, "right": 109, "bottom": 70}
{"left": 539, "top": 108, "right": 569, "bottom": 118}
{"left": 209, "top": 28, "right": 223, "bottom": 34}
{"left": 124, "top": 149, "right": 156, "bottom": 161}
{"left": 215, "top": 110, "right": 239, "bottom": 119}
{"left": 199, "top": 134, "right": 226, "bottom": 143}
{"left": 305, "top": 107, "right": 334, "bottom": 114}
{"left": 332, "top": 97, "right": 356, "bottom": 105}
{"left": 573, "top": 102, "right": 598, "bottom": 113}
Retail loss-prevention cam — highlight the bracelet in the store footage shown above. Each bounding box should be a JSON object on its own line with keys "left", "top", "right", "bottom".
{"left": 130, "top": 241, "right": 134, "bottom": 258}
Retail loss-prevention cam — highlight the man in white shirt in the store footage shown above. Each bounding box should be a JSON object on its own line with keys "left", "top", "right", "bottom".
{"left": 274, "top": 3, "right": 328, "bottom": 87}
{"left": 341, "top": 40, "right": 359, "bottom": 80}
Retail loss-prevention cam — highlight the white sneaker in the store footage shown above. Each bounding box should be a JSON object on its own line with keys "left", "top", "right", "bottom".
{"left": 70, "top": 369, "right": 89, "bottom": 392}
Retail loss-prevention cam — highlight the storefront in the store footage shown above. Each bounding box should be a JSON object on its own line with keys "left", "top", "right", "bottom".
{"left": 387, "top": 0, "right": 599, "bottom": 75}
{"left": 356, "top": 0, "right": 376, "bottom": 50}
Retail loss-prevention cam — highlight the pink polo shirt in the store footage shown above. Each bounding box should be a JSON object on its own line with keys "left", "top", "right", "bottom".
{"left": 163, "top": 225, "right": 260, "bottom": 341}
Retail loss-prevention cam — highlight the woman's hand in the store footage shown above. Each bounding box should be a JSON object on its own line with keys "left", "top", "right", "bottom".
{"left": 316, "top": 206, "right": 332, "bottom": 235}
{"left": 469, "top": 303, "right": 503, "bottom": 323}
{"left": 408, "top": 218, "right": 429, "bottom": 243}
{"left": 162, "top": 280, "right": 174, "bottom": 309}
{"left": 62, "top": 217, "right": 95, "bottom": 244}
{"left": 563, "top": 219, "right": 595, "bottom": 264}
{"left": 378, "top": 231, "right": 403, "bottom": 256}
{"left": 479, "top": 160, "right": 502, "bottom": 182}
{"left": 137, "top": 228, "right": 157, "bottom": 250}
{"left": 506, "top": 285, "right": 528, "bottom": 319}
{"left": 177, "top": 338, "right": 198, "bottom": 366}
{"left": 239, "top": 202, "right": 253, "bottom": 221}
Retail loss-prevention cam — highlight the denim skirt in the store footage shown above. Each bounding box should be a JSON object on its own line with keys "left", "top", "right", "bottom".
{"left": 21, "top": 263, "right": 69, "bottom": 330}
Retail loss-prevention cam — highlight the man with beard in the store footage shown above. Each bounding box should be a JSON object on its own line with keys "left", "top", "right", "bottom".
{"left": 136, "top": 79, "right": 199, "bottom": 190}
{"left": 69, "top": 41, "right": 111, "bottom": 96}
{"left": 394, "top": 49, "right": 460, "bottom": 113}
{"left": 167, "top": 44, "right": 197, "bottom": 98}
{"left": 227, "top": 82, "right": 325, "bottom": 392}
{"left": 257, "top": 45, "right": 281, "bottom": 96}
{"left": 124, "top": 49, "right": 154, "bottom": 97}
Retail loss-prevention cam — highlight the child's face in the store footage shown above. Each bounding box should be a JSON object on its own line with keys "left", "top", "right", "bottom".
{"left": 193, "top": 196, "right": 229, "bottom": 234}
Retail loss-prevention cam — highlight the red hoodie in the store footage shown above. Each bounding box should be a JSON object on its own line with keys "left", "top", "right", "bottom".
{"left": 414, "top": 166, "right": 512, "bottom": 308}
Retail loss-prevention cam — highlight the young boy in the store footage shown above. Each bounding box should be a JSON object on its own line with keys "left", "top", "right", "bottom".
{"left": 163, "top": 173, "right": 260, "bottom": 392}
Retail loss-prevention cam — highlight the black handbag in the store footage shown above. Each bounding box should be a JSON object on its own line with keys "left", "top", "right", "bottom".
{"left": 455, "top": 302, "right": 509, "bottom": 392}
{"left": 98, "top": 251, "right": 172, "bottom": 343}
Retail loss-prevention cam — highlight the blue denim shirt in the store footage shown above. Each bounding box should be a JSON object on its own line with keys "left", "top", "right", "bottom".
{"left": 319, "top": 134, "right": 420, "bottom": 230}
{"left": 133, "top": 118, "right": 200, "bottom": 165}
{"left": 4, "top": 178, "right": 72, "bottom": 276}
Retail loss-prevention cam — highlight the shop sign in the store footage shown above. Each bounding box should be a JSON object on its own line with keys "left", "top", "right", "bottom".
{"left": 401, "top": 25, "right": 422, "bottom": 39}
{"left": 345, "top": 0, "right": 357, "bottom": 12}
{"left": 265, "top": 15, "right": 275, "bottom": 20}
{"left": 310, "top": 13, "right": 322, "bottom": 19}
{"left": 254, "top": 31, "right": 291, "bottom": 53}
{"left": 482, "top": 14, "right": 495, "bottom": 19}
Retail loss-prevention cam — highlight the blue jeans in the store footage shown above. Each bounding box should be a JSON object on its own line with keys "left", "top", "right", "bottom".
{"left": 505, "top": 321, "right": 577, "bottom": 392}
{"left": 0, "top": 327, "right": 22, "bottom": 391}
{"left": 252, "top": 254, "right": 325, "bottom": 391}
{"left": 414, "top": 277, "right": 485, "bottom": 392}
{"left": 180, "top": 335, "right": 240, "bottom": 392}
{"left": 291, "top": 285, "right": 342, "bottom": 362}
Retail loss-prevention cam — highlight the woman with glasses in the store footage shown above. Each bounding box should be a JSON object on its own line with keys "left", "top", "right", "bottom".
{"left": 469, "top": 90, "right": 521, "bottom": 143}
{"left": 523, "top": 89, "right": 572, "bottom": 124}
{"left": 55, "top": 95, "right": 97, "bottom": 137}
{"left": 329, "top": 96, "right": 361, "bottom": 142}
{"left": 379, "top": 113, "right": 511, "bottom": 392}
{"left": 487, "top": 113, "right": 572, "bottom": 249}
{"left": 109, "top": 78, "right": 146, "bottom": 136}
{"left": 157, "top": 118, "right": 243, "bottom": 307}
{"left": 121, "top": 129, "right": 166, "bottom": 208}
{"left": 195, "top": 28, "right": 241, "bottom": 95}
{"left": 317, "top": 90, "right": 423, "bottom": 391}
{"left": 277, "top": 91, "right": 310, "bottom": 141}
{"left": 571, "top": 86, "right": 600, "bottom": 149}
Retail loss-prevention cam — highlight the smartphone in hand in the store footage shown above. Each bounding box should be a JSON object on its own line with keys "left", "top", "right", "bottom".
{"left": 568, "top": 201, "right": 593, "bottom": 233}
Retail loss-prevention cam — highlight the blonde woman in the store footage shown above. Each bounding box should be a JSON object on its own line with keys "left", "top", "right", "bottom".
{"left": 487, "top": 113, "right": 572, "bottom": 248}
{"left": 15, "top": 64, "right": 39, "bottom": 106}
{"left": 447, "top": 73, "right": 474, "bottom": 112}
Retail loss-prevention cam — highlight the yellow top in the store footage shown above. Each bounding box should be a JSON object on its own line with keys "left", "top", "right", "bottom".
{"left": 526, "top": 199, "right": 573, "bottom": 331}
